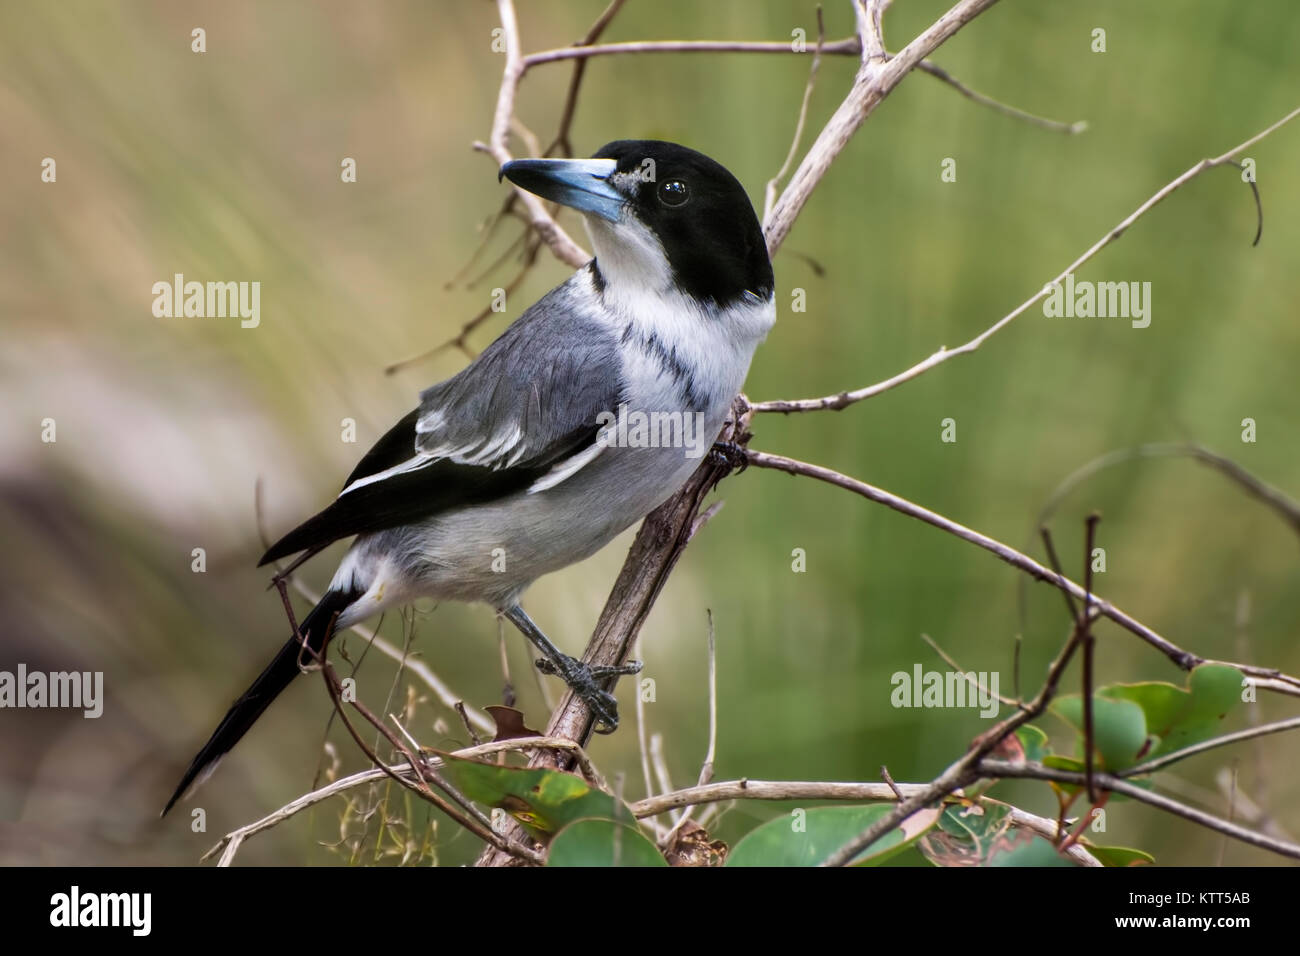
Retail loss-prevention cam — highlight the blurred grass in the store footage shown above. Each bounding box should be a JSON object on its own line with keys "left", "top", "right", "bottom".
{"left": 1, "top": 0, "right": 1298, "bottom": 865}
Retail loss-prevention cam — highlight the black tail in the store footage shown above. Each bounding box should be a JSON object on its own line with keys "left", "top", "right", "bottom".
{"left": 162, "top": 589, "right": 355, "bottom": 816}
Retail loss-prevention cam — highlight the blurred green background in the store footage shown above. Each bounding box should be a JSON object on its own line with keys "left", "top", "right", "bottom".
{"left": 1, "top": 0, "right": 1298, "bottom": 866}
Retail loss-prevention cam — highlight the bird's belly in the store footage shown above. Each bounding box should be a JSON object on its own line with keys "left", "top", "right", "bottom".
{"left": 392, "top": 438, "right": 710, "bottom": 608}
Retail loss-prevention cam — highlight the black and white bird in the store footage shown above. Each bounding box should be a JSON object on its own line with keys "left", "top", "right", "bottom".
{"left": 164, "top": 140, "right": 775, "bottom": 815}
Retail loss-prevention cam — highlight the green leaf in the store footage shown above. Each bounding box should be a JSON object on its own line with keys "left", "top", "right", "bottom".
{"left": 1100, "top": 664, "right": 1243, "bottom": 762}
{"left": 1099, "top": 681, "right": 1186, "bottom": 735}
{"left": 725, "top": 804, "right": 939, "bottom": 867}
{"left": 987, "top": 836, "right": 1081, "bottom": 867}
{"left": 432, "top": 752, "right": 631, "bottom": 840}
{"left": 1187, "top": 663, "right": 1244, "bottom": 718}
{"left": 546, "top": 819, "right": 668, "bottom": 867}
{"left": 1016, "top": 725, "right": 1051, "bottom": 763}
{"left": 920, "top": 803, "right": 1017, "bottom": 866}
{"left": 1043, "top": 754, "right": 1085, "bottom": 772}
{"left": 1042, "top": 753, "right": 1086, "bottom": 797}
{"left": 1152, "top": 663, "right": 1245, "bottom": 757}
{"left": 1051, "top": 694, "right": 1148, "bottom": 771}
{"left": 1087, "top": 844, "right": 1155, "bottom": 867}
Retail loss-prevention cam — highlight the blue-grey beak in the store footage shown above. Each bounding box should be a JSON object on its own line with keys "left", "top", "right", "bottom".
{"left": 500, "top": 158, "right": 623, "bottom": 222}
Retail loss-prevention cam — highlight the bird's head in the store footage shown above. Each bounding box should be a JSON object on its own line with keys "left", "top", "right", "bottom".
{"left": 501, "top": 140, "right": 773, "bottom": 308}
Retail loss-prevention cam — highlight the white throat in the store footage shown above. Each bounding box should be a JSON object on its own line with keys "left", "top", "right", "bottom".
{"left": 585, "top": 213, "right": 674, "bottom": 298}
{"left": 581, "top": 213, "right": 775, "bottom": 416}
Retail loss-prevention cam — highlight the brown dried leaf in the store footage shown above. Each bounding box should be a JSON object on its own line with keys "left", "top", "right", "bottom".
{"left": 485, "top": 705, "right": 541, "bottom": 742}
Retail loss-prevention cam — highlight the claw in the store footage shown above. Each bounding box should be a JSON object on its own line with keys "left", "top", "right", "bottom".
{"left": 532, "top": 653, "right": 634, "bottom": 732}
{"left": 590, "top": 659, "right": 643, "bottom": 680}
{"left": 709, "top": 439, "right": 750, "bottom": 474}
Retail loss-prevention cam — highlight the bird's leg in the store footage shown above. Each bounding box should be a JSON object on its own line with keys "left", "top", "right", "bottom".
{"left": 535, "top": 659, "right": 645, "bottom": 681}
{"left": 503, "top": 605, "right": 642, "bottom": 734}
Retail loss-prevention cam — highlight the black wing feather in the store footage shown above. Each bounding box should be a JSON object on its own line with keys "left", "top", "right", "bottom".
{"left": 260, "top": 272, "right": 623, "bottom": 568}
{"left": 342, "top": 407, "right": 421, "bottom": 490}
{"left": 258, "top": 416, "right": 598, "bottom": 566}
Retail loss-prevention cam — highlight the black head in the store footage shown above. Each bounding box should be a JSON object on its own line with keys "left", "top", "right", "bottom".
{"left": 501, "top": 140, "right": 773, "bottom": 307}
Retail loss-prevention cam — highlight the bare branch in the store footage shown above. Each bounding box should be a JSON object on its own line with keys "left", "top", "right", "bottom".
{"left": 544, "top": 0, "right": 630, "bottom": 157}
{"left": 700, "top": 610, "right": 719, "bottom": 788}
{"left": 481, "top": 0, "right": 589, "bottom": 268}
{"left": 631, "top": 777, "right": 933, "bottom": 816}
{"left": 658, "top": 610, "right": 721, "bottom": 846}
{"left": 288, "top": 579, "right": 495, "bottom": 735}
{"left": 1121, "top": 715, "right": 1300, "bottom": 779}
{"left": 921, "top": 632, "right": 1016, "bottom": 706}
{"left": 527, "top": 33, "right": 1081, "bottom": 141}
{"left": 203, "top": 734, "right": 602, "bottom": 865}
{"left": 649, "top": 733, "right": 679, "bottom": 824}
{"left": 764, "top": 0, "right": 1004, "bottom": 255}
{"left": 1034, "top": 442, "right": 1300, "bottom": 539}
{"left": 753, "top": 104, "right": 1300, "bottom": 413}
{"left": 631, "top": 778, "right": 1100, "bottom": 866}
{"left": 822, "top": 598, "right": 1099, "bottom": 867}
{"left": 764, "top": 6, "right": 826, "bottom": 222}
{"left": 747, "top": 447, "right": 1300, "bottom": 695}
{"left": 982, "top": 759, "right": 1300, "bottom": 861}
{"left": 523, "top": 37, "right": 862, "bottom": 68}
{"left": 911, "top": 58, "right": 1085, "bottom": 134}
{"left": 477, "top": 0, "right": 1111, "bottom": 868}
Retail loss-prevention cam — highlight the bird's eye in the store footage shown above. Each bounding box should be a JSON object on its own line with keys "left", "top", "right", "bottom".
{"left": 658, "top": 179, "right": 689, "bottom": 207}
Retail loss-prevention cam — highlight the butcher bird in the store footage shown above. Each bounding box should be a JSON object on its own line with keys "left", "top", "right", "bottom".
{"left": 164, "top": 139, "right": 775, "bottom": 815}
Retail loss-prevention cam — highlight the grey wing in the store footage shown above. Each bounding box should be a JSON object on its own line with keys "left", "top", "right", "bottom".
{"left": 258, "top": 280, "right": 623, "bottom": 566}
{"left": 412, "top": 288, "right": 623, "bottom": 485}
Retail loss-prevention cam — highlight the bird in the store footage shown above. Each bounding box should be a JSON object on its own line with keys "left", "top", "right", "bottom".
{"left": 163, "top": 139, "right": 776, "bottom": 815}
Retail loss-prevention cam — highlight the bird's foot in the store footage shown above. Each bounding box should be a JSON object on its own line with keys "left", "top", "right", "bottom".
{"left": 709, "top": 439, "right": 750, "bottom": 475}
{"left": 535, "top": 655, "right": 642, "bottom": 733}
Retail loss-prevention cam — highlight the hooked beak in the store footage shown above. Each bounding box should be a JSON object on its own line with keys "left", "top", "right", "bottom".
{"left": 499, "top": 157, "right": 623, "bottom": 222}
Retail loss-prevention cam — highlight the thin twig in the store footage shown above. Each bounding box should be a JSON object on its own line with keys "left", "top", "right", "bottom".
{"left": 659, "top": 610, "right": 721, "bottom": 846}
{"left": 700, "top": 610, "right": 719, "bottom": 789}
{"left": 746, "top": 447, "right": 1300, "bottom": 695}
{"left": 920, "top": 633, "right": 1016, "bottom": 705}
{"left": 1034, "top": 442, "right": 1300, "bottom": 540}
{"left": 544, "top": 0, "right": 630, "bottom": 157}
{"left": 633, "top": 634, "right": 659, "bottom": 829}
{"left": 763, "top": 0, "right": 1004, "bottom": 255}
{"left": 753, "top": 104, "right": 1300, "bottom": 414}
{"left": 481, "top": 0, "right": 589, "bottom": 268}
{"left": 981, "top": 759, "right": 1300, "bottom": 861}
{"left": 384, "top": 233, "right": 543, "bottom": 372}
{"left": 315, "top": 651, "right": 517, "bottom": 860}
{"left": 1081, "top": 514, "right": 1100, "bottom": 802}
{"left": 288, "top": 579, "right": 494, "bottom": 734}
{"left": 911, "top": 59, "right": 1085, "bottom": 134}
{"left": 649, "top": 733, "right": 679, "bottom": 825}
{"left": 525, "top": 33, "right": 1082, "bottom": 138}
{"left": 631, "top": 778, "right": 937, "bottom": 816}
{"left": 881, "top": 766, "right": 904, "bottom": 801}
{"left": 523, "top": 37, "right": 862, "bottom": 68}
{"left": 765, "top": 6, "right": 826, "bottom": 222}
{"left": 1121, "top": 715, "right": 1300, "bottom": 778}
{"left": 203, "top": 735, "right": 602, "bottom": 864}
{"left": 822, "top": 604, "right": 1095, "bottom": 867}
